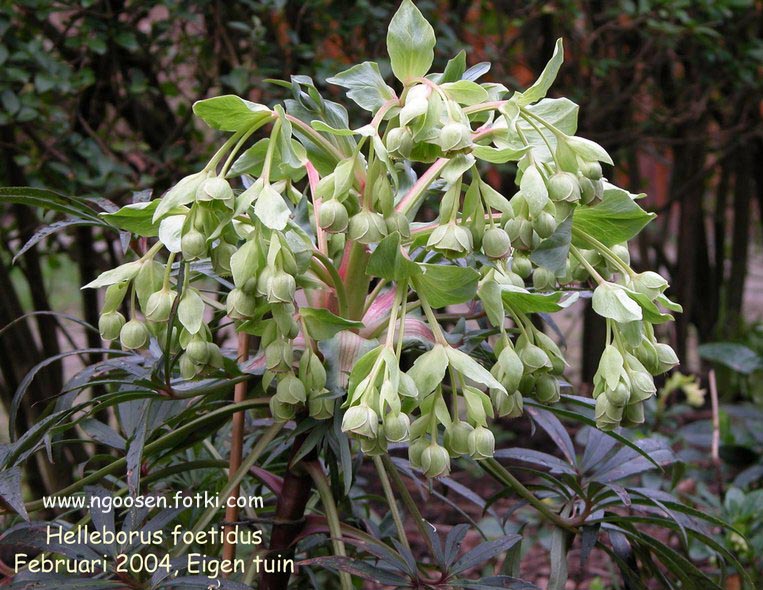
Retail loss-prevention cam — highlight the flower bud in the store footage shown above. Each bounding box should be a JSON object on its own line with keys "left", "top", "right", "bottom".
{"left": 492, "top": 346, "right": 524, "bottom": 393}
{"left": 655, "top": 343, "right": 679, "bottom": 373}
{"left": 548, "top": 172, "right": 581, "bottom": 203}
{"left": 265, "top": 340, "right": 292, "bottom": 372}
{"left": 145, "top": 288, "right": 176, "bottom": 322}
{"left": 420, "top": 443, "right": 451, "bottom": 478}
{"left": 581, "top": 161, "right": 603, "bottom": 180}
{"left": 99, "top": 311, "right": 126, "bottom": 341}
{"left": 401, "top": 439, "right": 425, "bottom": 471}
{"left": 103, "top": 282, "right": 129, "bottom": 314}
{"left": 211, "top": 242, "right": 236, "bottom": 276}
{"left": 532, "top": 266, "right": 556, "bottom": 291}
{"left": 277, "top": 373, "right": 306, "bottom": 404}
{"left": 427, "top": 222, "right": 473, "bottom": 257}
{"left": 341, "top": 404, "right": 378, "bottom": 439}
{"left": 511, "top": 253, "right": 532, "bottom": 279}
{"left": 520, "top": 344, "right": 551, "bottom": 372}
{"left": 629, "top": 370, "right": 656, "bottom": 402}
{"left": 385, "top": 126, "right": 413, "bottom": 159}
{"left": 185, "top": 335, "right": 210, "bottom": 365}
{"left": 444, "top": 421, "right": 473, "bottom": 456}
{"left": 120, "top": 319, "right": 150, "bottom": 350}
{"left": 605, "top": 381, "right": 631, "bottom": 407}
{"left": 384, "top": 412, "right": 411, "bottom": 443}
{"left": 535, "top": 373, "right": 560, "bottom": 404}
{"left": 179, "top": 353, "right": 199, "bottom": 380}
{"left": 198, "top": 177, "right": 234, "bottom": 204}
{"left": 207, "top": 343, "right": 224, "bottom": 369}
{"left": 318, "top": 199, "right": 349, "bottom": 233}
{"left": 267, "top": 271, "right": 296, "bottom": 304}
{"left": 270, "top": 395, "right": 296, "bottom": 422}
{"left": 578, "top": 174, "right": 596, "bottom": 205}
{"left": 629, "top": 271, "right": 668, "bottom": 300}
{"left": 518, "top": 374, "right": 536, "bottom": 395}
{"left": 493, "top": 389, "right": 523, "bottom": 418}
{"left": 622, "top": 401, "right": 645, "bottom": 426}
{"left": 360, "top": 428, "right": 388, "bottom": 456}
{"left": 226, "top": 288, "right": 258, "bottom": 320}
{"left": 467, "top": 426, "right": 495, "bottom": 460}
{"left": 482, "top": 227, "right": 512, "bottom": 259}
{"left": 308, "top": 391, "right": 335, "bottom": 420}
{"left": 532, "top": 211, "right": 557, "bottom": 239}
{"left": 439, "top": 121, "right": 472, "bottom": 152}
{"left": 611, "top": 244, "right": 631, "bottom": 267}
{"left": 181, "top": 229, "right": 207, "bottom": 260}
{"left": 348, "top": 210, "right": 388, "bottom": 244}
{"left": 385, "top": 211, "right": 411, "bottom": 239}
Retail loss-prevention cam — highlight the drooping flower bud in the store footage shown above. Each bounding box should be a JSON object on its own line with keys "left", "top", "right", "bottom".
{"left": 277, "top": 373, "right": 307, "bottom": 404}
{"left": 265, "top": 340, "right": 292, "bottom": 372}
{"left": 467, "top": 426, "right": 495, "bottom": 460}
{"left": 427, "top": 222, "right": 473, "bottom": 257}
{"left": 492, "top": 345, "right": 524, "bottom": 394}
{"left": 145, "top": 288, "right": 176, "bottom": 322}
{"left": 348, "top": 210, "right": 388, "bottom": 244}
{"left": 360, "top": 428, "right": 388, "bottom": 456}
{"left": 482, "top": 227, "right": 512, "bottom": 259}
{"left": 99, "top": 311, "right": 126, "bottom": 341}
{"left": 318, "top": 199, "right": 349, "bottom": 233}
{"left": 384, "top": 412, "right": 411, "bottom": 443}
{"left": 532, "top": 211, "right": 557, "bottom": 239}
{"left": 605, "top": 381, "right": 631, "bottom": 407}
{"left": 181, "top": 229, "right": 207, "bottom": 260}
{"left": 341, "top": 404, "right": 378, "bottom": 439}
{"left": 270, "top": 395, "right": 297, "bottom": 422}
{"left": 629, "top": 271, "right": 668, "bottom": 300}
{"left": 492, "top": 389, "right": 523, "bottom": 418}
{"left": 179, "top": 353, "right": 199, "bottom": 380}
{"left": 444, "top": 420, "right": 473, "bottom": 457}
{"left": 308, "top": 390, "right": 335, "bottom": 420}
{"left": 185, "top": 334, "right": 210, "bottom": 365}
{"left": 655, "top": 343, "right": 679, "bottom": 373}
{"left": 520, "top": 344, "right": 551, "bottom": 372}
{"left": 103, "top": 282, "right": 129, "bottom": 314}
{"left": 439, "top": 121, "right": 472, "bottom": 152}
{"left": 578, "top": 174, "right": 596, "bottom": 205}
{"left": 385, "top": 211, "right": 411, "bottom": 239}
{"left": 535, "top": 373, "right": 560, "bottom": 404}
{"left": 385, "top": 126, "right": 413, "bottom": 159}
{"left": 581, "top": 161, "right": 603, "bottom": 180}
{"left": 211, "top": 242, "right": 237, "bottom": 276}
{"left": 408, "top": 437, "right": 429, "bottom": 469}
{"left": 267, "top": 271, "right": 296, "bottom": 304}
{"left": 197, "top": 177, "right": 234, "bottom": 206}
{"left": 532, "top": 267, "right": 556, "bottom": 291}
{"left": 420, "top": 442, "right": 451, "bottom": 478}
{"left": 226, "top": 288, "right": 258, "bottom": 320}
{"left": 548, "top": 172, "right": 581, "bottom": 203}
{"left": 120, "top": 319, "right": 150, "bottom": 350}
{"left": 511, "top": 253, "right": 532, "bottom": 279}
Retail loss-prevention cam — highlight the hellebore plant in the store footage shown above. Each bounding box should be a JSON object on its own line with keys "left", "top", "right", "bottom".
{"left": 87, "top": 0, "right": 680, "bottom": 482}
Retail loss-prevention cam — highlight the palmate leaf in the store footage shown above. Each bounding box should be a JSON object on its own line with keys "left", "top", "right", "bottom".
{"left": 299, "top": 556, "right": 409, "bottom": 587}
{"left": 450, "top": 534, "right": 522, "bottom": 576}
{"left": 573, "top": 184, "right": 655, "bottom": 247}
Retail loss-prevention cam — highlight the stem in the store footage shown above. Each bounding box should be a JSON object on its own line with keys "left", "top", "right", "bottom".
{"left": 483, "top": 458, "right": 576, "bottom": 531}
{"left": 362, "top": 279, "right": 388, "bottom": 316}
{"left": 222, "top": 333, "right": 251, "bottom": 563}
{"left": 570, "top": 244, "right": 606, "bottom": 284}
{"left": 396, "top": 158, "right": 449, "bottom": 216}
{"left": 572, "top": 227, "right": 636, "bottom": 279}
{"left": 205, "top": 131, "right": 246, "bottom": 173}
{"left": 221, "top": 122, "right": 264, "bottom": 177}
{"left": 343, "top": 241, "right": 371, "bottom": 321}
{"left": 373, "top": 455, "right": 411, "bottom": 552}
{"left": 381, "top": 454, "right": 437, "bottom": 556}
{"left": 519, "top": 111, "right": 560, "bottom": 168}
{"left": 304, "top": 462, "right": 353, "bottom": 590}
{"left": 286, "top": 114, "right": 346, "bottom": 162}
{"left": 262, "top": 119, "right": 282, "bottom": 184}
{"left": 312, "top": 251, "right": 349, "bottom": 317}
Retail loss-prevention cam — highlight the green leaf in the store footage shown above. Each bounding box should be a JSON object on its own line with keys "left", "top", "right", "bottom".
{"left": 501, "top": 285, "right": 565, "bottom": 314}
{"left": 408, "top": 345, "right": 449, "bottom": 396}
{"left": 301, "top": 307, "right": 364, "bottom": 340}
{"left": 477, "top": 279, "right": 504, "bottom": 327}
{"left": 472, "top": 145, "right": 528, "bottom": 164}
{"left": 441, "top": 80, "right": 489, "bottom": 105}
{"left": 572, "top": 184, "right": 655, "bottom": 247}
{"left": 698, "top": 342, "right": 762, "bottom": 375}
{"left": 0, "top": 467, "right": 29, "bottom": 521}
{"left": 447, "top": 347, "right": 505, "bottom": 392}
{"left": 0, "top": 186, "right": 101, "bottom": 222}
{"left": 591, "top": 282, "right": 642, "bottom": 323}
{"left": 367, "top": 233, "right": 416, "bottom": 281}
{"left": 253, "top": 184, "right": 290, "bottom": 230}
{"left": 326, "top": 61, "right": 395, "bottom": 113}
{"left": 564, "top": 135, "right": 613, "bottom": 165}
{"left": 102, "top": 201, "right": 161, "bottom": 236}
{"left": 519, "top": 164, "right": 548, "bottom": 216}
{"left": 386, "top": 0, "right": 436, "bottom": 82}
{"left": 599, "top": 345, "right": 624, "bottom": 390}
{"left": 515, "top": 38, "right": 564, "bottom": 106}
{"left": 192, "top": 95, "right": 272, "bottom": 132}
{"left": 414, "top": 264, "right": 480, "bottom": 308}
{"left": 440, "top": 50, "right": 466, "bottom": 83}
{"left": 178, "top": 288, "right": 204, "bottom": 334}
{"left": 530, "top": 215, "right": 572, "bottom": 273}
{"left": 82, "top": 261, "right": 142, "bottom": 289}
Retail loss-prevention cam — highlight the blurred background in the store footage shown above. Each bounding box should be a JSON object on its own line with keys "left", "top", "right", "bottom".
{"left": 1, "top": 1, "right": 763, "bottom": 584}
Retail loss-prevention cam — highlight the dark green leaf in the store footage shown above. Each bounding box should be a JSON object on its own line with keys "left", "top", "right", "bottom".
{"left": 301, "top": 307, "right": 364, "bottom": 340}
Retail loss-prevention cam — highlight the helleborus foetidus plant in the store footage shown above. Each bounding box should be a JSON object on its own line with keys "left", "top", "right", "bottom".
{"left": 86, "top": 0, "right": 681, "bottom": 479}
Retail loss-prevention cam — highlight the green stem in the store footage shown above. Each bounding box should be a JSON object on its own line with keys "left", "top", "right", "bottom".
{"left": 286, "top": 114, "right": 346, "bottom": 162}
{"left": 221, "top": 122, "right": 264, "bottom": 177}
{"left": 262, "top": 119, "right": 282, "bottom": 184}
{"left": 343, "top": 241, "right": 371, "bottom": 321}
{"left": 312, "top": 250, "right": 349, "bottom": 317}
{"left": 572, "top": 227, "right": 636, "bottom": 279}
{"left": 373, "top": 455, "right": 411, "bottom": 552}
{"left": 570, "top": 244, "right": 605, "bottom": 284}
{"left": 483, "top": 457, "right": 576, "bottom": 531}
{"left": 519, "top": 111, "right": 560, "bottom": 168}
{"left": 205, "top": 131, "right": 246, "bottom": 173}
{"left": 304, "top": 462, "right": 353, "bottom": 590}
{"left": 381, "top": 454, "right": 437, "bottom": 556}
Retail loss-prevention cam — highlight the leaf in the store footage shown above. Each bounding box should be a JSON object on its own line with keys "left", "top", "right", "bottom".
{"left": 473, "top": 145, "right": 528, "bottom": 164}
{"left": 565, "top": 135, "right": 613, "bottom": 165}
{"left": 158, "top": 214, "right": 185, "bottom": 253}
{"left": 592, "top": 282, "right": 643, "bottom": 323}
{"left": 0, "top": 466, "right": 29, "bottom": 520}
{"left": 177, "top": 288, "right": 204, "bottom": 334}
{"left": 446, "top": 347, "right": 505, "bottom": 392}
{"left": 519, "top": 164, "right": 548, "bottom": 216}
{"left": 192, "top": 95, "right": 272, "bottom": 132}
{"left": 102, "top": 201, "right": 161, "bottom": 236}
{"left": 301, "top": 307, "right": 364, "bottom": 340}
{"left": 253, "top": 184, "right": 290, "bottom": 230}
{"left": 82, "top": 260, "right": 142, "bottom": 289}
{"left": 367, "top": 233, "right": 415, "bottom": 281}
{"left": 572, "top": 183, "right": 655, "bottom": 247}
{"left": 326, "top": 61, "right": 395, "bottom": 113}
{"left": 547, "top": 526, "right": 569, "bottom": 590}
{"left": 386, "top": 0, "right": 436, "bottom": 82}
{"left": 515, "top": 39, "right": 564, "bottom": 106}
{"left": 13, "top": 218, "right": 93, "bottom": 263}
{"left": 530, "top": 215, "right": 572, "bottom": 273}
{"left": 299, "top": 556, "right": 408, "bottom": 587}
{"left": 408, "top": 345, "right": 449, "bottom": 396}
{"left": 501, "top": 285, "right": 565, "bottom": 314}
{"left": 0, "top": 186, "right": 102, "bottom": 222}
{"left": 526, "top": 406, "right": 576, "bottom": 464}
{"left": 494, "top": 448, "right": 577, "bottom": 475}
{"left": 441, "top": 80, "right": 489, "bottom": 105}
{"left": 698, "top": 342, "right": 762, "bottom": 375}
{"left": 477, "top": 280, "right": 504, "bottom": 327}
{"left": 450, "top": 534, "right": 522, "bottom": 575}
{"left": 598, "top": 345, "right": 624, "bottom": 390}
{"left": 441, "top": 50, "right": 467, "bottom": 83}
{"left": 414, "top": 264, "right": 480, "bottom": 307}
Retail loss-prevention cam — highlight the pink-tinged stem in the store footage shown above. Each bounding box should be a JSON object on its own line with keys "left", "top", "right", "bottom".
{"left": 396, "top": 158, "right": 449, "bottom": 216}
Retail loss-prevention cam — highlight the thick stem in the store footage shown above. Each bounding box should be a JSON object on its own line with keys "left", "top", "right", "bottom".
{"left": 342, "top": 241, "right": 371, "bottom": 321}
{"left": 222, "top": 333, "right": 251, "bottom": 563}
{"left": 260, "top": 428, "right": 316, "bottom": 590}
